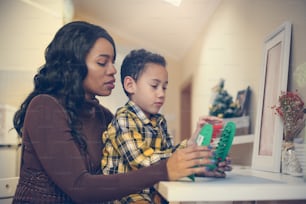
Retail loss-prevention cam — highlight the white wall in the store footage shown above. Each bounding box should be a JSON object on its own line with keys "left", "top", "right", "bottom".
{"left": 182, "top": 0, "right": 306, "bottom": 135}
{"left": 181, "top": 0, "right": 306, "bottom": 165}
{"left": 0, "top": 0, "right": 64, "bottom": 107}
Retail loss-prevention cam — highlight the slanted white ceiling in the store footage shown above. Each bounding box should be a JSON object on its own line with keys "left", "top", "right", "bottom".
{"left": 73, "top": 0, "right": 221, "bottom": 60}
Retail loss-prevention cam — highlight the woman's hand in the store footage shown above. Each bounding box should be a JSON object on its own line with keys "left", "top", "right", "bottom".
{"left": 188, "top": 116, "right": 223, "bottom": 146}
{"left": 166, "top": 145, "right": 215, "bottom": 181}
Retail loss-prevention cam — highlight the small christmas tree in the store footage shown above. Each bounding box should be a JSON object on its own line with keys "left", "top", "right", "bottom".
{"left": 209, "top": 79, "right": 238, "bottom": 118}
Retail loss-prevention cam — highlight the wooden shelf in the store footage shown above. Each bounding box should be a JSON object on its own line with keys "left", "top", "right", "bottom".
{"left": 233, "top": 134, "right": 254, "bottom": 145}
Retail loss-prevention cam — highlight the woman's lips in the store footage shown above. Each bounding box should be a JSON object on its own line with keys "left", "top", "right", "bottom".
{"left": 105, "top": 80, "right": 115, "bottom": 89}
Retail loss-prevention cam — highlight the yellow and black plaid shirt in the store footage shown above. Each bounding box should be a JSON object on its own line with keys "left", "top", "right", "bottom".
{"left": 102, "top": 101, "right": 186, "bottom": 203}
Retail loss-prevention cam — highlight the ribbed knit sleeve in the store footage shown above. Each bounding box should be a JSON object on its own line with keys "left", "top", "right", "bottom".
{"left": 20, "top": 94, "right": 168, "bottom": 203}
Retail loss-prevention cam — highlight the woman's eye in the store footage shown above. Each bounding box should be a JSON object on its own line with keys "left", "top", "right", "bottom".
{"left": 97, "top": 62, "right": 107, "bottom": 67}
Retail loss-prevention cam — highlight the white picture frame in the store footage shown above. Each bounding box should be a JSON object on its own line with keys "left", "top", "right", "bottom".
{"left": 252, "top": 21, "right": 292, "bottom": 172}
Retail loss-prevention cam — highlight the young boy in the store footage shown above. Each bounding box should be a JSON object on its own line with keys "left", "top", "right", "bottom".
{"left": 101, "top": 49, "right": 219, "bottom": 203}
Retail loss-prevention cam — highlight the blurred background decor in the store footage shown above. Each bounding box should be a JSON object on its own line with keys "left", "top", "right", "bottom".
{"left": 209, "top": 79, "right": 251, "bottom": 136}
{"left": 273, "top": 91, "right": 305, "bottom": 176}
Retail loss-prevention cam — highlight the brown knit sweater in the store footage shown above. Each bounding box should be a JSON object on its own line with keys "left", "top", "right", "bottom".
{"left": 13, "top": 94, "right": 168, "bottom": 204}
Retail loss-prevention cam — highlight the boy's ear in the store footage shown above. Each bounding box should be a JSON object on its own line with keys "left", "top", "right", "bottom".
{"left": 124, "top": 76, "right": 135, "bottom": 94}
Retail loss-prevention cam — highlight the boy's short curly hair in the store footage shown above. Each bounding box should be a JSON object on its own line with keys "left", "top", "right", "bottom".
{"left": 120, "top": 49, "right": 166, "bottom": 96}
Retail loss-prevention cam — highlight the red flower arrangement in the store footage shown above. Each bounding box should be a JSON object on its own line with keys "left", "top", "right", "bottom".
{"left": 272, "top": 91, "right": 306, "bottom": 141}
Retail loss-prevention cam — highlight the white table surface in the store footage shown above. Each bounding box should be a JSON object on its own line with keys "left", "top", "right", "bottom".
{"left": 155, "top": 166, "right": 306, "bottom": 203}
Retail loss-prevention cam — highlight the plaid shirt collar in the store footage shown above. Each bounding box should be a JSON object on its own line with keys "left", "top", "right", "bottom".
{"left": 126, "top": 100, "right": 163, "bottom": 127}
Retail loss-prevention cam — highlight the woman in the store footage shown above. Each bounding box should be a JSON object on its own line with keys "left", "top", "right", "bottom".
{"left": 13, "top": 21, "right": 230, "bottom": 203}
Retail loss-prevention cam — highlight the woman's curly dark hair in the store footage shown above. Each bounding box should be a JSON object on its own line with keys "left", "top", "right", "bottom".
{"left": 13, "top": 21, "right": 116, "bottom": 152}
